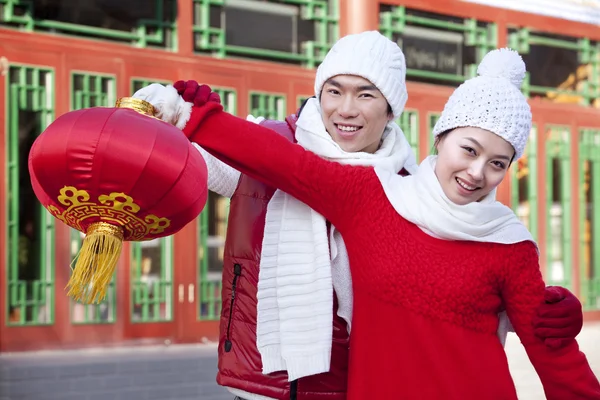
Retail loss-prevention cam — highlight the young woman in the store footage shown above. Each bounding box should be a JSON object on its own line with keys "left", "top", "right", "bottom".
{"left": 182, "top": 49, "right": 598, "bottom": 398}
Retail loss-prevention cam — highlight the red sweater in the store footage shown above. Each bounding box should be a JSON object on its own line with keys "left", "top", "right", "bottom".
{"left": 184, "top": 104, "right": 600, "bottom": 399}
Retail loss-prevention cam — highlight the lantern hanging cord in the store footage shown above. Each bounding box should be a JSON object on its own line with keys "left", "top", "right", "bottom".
{"left": 67, "top": 222, "right": 124, "bottom": 304}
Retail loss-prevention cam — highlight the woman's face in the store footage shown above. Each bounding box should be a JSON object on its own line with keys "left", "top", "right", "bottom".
{"left": 434, "top": 127, "right": 515, "bottom": 205}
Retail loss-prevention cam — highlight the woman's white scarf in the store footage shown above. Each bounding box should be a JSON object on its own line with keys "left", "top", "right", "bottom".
{"left": 374, "top": 155, "right": 537, "bottom": 345}
{"left": 256, "top": 98, "right": 418, "bottom": 381}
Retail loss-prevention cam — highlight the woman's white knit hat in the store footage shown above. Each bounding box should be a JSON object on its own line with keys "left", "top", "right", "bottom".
{"left": 314, "top": 31, "right": 408, "bottom": 119}
{"left": 432, "top": 48, "right": 532, "bottom": 159}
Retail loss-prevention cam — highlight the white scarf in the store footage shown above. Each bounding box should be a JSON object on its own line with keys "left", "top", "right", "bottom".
{"left": 375, "top": 155, "right": 537, "bottom": 344}
{"left": 256, "top": 98, "right": 417, "bottom": 381}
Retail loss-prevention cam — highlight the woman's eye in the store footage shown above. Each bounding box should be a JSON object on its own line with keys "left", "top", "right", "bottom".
{"left": 492, "top": 161, "right": 506, "bottom": 169}
{"left": 462, "top": 146, "right": 476, "bottom": 155}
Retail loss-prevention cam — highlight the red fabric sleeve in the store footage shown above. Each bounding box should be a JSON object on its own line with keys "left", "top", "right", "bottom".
{"left": 502, "top": 241, "right": 600, "bottom": 399}
{"left": 182, "top": 103, "right": 377, "bottom": 233}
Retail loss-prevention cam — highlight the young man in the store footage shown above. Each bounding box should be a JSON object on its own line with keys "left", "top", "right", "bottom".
{"left": 134, "top": 31, "right": 583, "bottom": 400}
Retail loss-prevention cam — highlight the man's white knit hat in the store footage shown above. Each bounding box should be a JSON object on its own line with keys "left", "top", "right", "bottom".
{"left": 432, "top": 48, "right": 532, "bottom": 159}
{"left": 314, "top": 31, "right": 407, "bottom": 119}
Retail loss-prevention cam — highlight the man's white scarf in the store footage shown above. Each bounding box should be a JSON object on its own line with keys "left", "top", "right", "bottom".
{"left": 375, "top": 155, "right": 537, "bottom": 345}
{"left": 256, "top": 98, "right": 418, "bottom": 381}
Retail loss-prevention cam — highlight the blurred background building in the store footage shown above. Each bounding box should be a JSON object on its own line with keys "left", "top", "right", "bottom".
{"left": 1, "top": 0, "right": 599, "bottom": 353}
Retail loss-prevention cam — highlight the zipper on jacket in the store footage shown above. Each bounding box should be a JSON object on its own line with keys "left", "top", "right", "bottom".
{"left": 224, "top": 263, "right": 242, "bottom": 352}
{"left": 290, "top": 380, "right": 298, "bottom": 400}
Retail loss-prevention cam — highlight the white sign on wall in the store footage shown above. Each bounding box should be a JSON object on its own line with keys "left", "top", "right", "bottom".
{"left": 462, "top": 0, "right": 600, "bottom": 25}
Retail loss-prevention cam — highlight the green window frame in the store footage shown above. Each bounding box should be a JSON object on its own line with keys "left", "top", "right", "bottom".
{"left": 379, "top": 5, "right": 497, "bottom": 85}
{"left": 509, "top": 29, "right": 600, "bottom": 106}
{"left": 197, "top": 193, "right": 229, "bottom": 321}
{"left": 397, "top": 109, "right": 419, "bottom": 160}
{"left": 249, "top": 92, "right": 286, "bottom": 120}
{"left": 130, "top": 238, "right": 174, "bottom": 323}
{"left": 192, "top": 0, "right": 339, "bottom": 67}
{"left": 427, "top": 112, "right": 441, "bottom": 151}
{"left": 545, "top": 126, "right": 572, "bottom": 289}
{"left": 5, "top": 64, "right": 55, "bottom": 326}
{"left": 67, "top": 72, "right": 118, "bottom": 324}
{"left": 71, "top": 72, "right": 116, "bottom": 110}
{"left": 579, "top": 128, "right": 600, "bottom": 310}
{"left": 131, "top": 78, "right": 171, "bottom": 96}
{"left": 511, "top": 126, "right": 538, "bottom": 240}
{"left": 297, "top": 95, "right": 312, "bottom": 110}
{"left": 0, "top": 0, "right": 177, "bottom": 50}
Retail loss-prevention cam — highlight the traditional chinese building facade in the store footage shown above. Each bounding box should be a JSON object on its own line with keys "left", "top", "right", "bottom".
{"left": 1, "top": 0, "right": 599, "bottom": 352}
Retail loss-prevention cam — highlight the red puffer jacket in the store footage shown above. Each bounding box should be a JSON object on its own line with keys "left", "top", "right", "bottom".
{"left": 216, "top": 114, "right": 350, "bottom": 400}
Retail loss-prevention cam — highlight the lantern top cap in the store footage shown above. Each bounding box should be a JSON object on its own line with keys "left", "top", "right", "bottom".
{"left": 116, "top": 97, "right": 156, "bottom": 117}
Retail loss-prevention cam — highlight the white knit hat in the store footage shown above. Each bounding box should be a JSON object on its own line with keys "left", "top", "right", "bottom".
{"left": 314, "top": 31, "right": 407, "bottom": 119}
{"left": 432, "top": 48, "right": 532, "bottom": 159}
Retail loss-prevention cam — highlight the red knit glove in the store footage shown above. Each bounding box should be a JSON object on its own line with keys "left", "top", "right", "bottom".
{"left": 173, "top": 80, "right": 221, "bottom": 106}
{"left": 532, "top": 286, "right": 583, "bottom": 349}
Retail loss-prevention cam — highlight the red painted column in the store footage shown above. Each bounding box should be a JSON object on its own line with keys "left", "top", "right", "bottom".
{"left": 340, "top": 0, "right": 379, "bottom": 36}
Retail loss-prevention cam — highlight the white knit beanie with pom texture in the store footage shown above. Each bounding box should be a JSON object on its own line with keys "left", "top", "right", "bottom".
{"left": 314, "top": 31, "right": 408, "bottom": 119}
{"left": 432, "top": 48, "right": 532, "bottom": 159}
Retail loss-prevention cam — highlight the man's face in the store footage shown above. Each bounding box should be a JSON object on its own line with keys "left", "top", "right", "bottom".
{"left": 320, "top": 75, "right": 392, "bottom": 154}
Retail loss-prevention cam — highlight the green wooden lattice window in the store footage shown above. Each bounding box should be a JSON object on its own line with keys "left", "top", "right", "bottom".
{"left": 249, "top": 92, "right": 286, "bottom": 120}
{"left": 0, "top": 0, "right": 177, "bottom": 49}
{"left": 197, "top": 192, "right": 229, "bottom": 320}
{"left": 68, "top": 73, "right": 117, "bottom": 323}
{"left": 509, "top": 29, "right": 600, "bottom": 106}
{"left": 72, "top": 72, "right": 116, "bottom": 110}
{"left": 427, "top": 112, "right": 441, "bottom": 151}
{"left": 6, "top": 65, "right": 55, "bottom": 326}
{"left": 397, "top": 109, "right": 419, "bottom": 160}
{"left": 545, "top": 126, "right": 572, "bottom": 289}
{"left": 580, "top": 129, "right": 600, "bottom": 310}
{"left": 214, "top": 87, "right": 237, "bottom": 115}
{"left": 131, "top": 238, "right": 174, "bottom": 322}
{"left": 511, "top": 126, "right": 538, "bottom": 240}
{"left": 379, "top": 6, "right": 497, "bottom": 85}
{"left": 192, "top": 0, "right": 339, "bottom": 67}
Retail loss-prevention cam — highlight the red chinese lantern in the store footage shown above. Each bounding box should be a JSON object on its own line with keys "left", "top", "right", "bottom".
{"left": 28, "top": 98, "right": 208, "bottom": 303}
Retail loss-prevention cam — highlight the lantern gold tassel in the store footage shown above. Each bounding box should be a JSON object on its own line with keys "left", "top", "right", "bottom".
{"left": 67, "top": 222, "right": 124, "bottom": 304}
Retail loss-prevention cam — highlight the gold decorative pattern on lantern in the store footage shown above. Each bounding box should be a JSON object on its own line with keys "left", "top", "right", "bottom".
{"left": 49, "top": 186, "right": 170, "bottom": 240}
